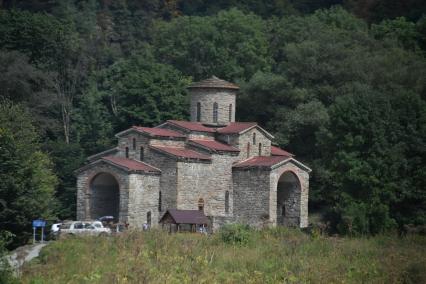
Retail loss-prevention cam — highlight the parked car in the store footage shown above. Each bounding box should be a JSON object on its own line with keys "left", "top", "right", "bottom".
{"left": 59, "top": 221, "right": 111, "bottom": 237}
{"left": 50, "top": 223, "right": 62, "bottom": 239}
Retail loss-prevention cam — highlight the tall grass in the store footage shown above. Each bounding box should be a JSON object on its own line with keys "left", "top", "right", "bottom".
{"left": 20, "top": 228, "right": 426, "bottom": 283}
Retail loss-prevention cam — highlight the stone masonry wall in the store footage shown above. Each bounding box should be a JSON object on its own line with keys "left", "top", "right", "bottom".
{"left": 118, "top": 134, "right": 185, "bottom": 161}
{"left": 190, "top": 88, "right": 236, "bottom": 125}
{"left": 76, "top": 163, "right": 130, "bottom": 223}
{"left": 176, "top": 153, "right": 237, "bottom": 218}
{"left": 127, "top": 173, "right": 160, "bottom": 228}
{"left": 232, "top": 168, "right": 271, "bottom": 227}
{"left": 235, "top": 128, "right": 272, "bottom": 160}
{"left": 144, "top": 150, "right": 178, "bottom": 214}
{"left": 270, "top": 161, "right": 309, "bottom": 228}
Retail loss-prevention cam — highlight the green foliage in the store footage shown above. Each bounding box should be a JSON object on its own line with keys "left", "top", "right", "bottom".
{"left": 317, "top": 90, "right": 426, "bottom": 234}
{"left": 153, "top": 8, "right": 271, "bottom": 81}
{"left": 19, "top": 230, "right": 426, "bottom": 283}
{"left": 0, "top": 101, "right": 58, "bottom": 248}
{"left": 99, "top": 50, "right": 191, "bottom": 128}
{"left": 219, "top": 224, "right": 253, "bottom": 245}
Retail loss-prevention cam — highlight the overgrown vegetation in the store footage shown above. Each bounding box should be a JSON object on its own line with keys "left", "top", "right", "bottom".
{"left": 19, "top": 228, "right": 426, "bottom": 283}
{"left": 0, "top": 1, "right": 425, "bottom": 248}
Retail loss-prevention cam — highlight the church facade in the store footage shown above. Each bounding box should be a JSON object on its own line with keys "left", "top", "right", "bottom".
{"left": 75, "top": 76, "right": 311, "bottom": 230}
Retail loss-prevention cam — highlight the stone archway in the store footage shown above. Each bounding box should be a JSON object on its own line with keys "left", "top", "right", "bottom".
{"left": 90, "top": 172, "right": 120, "bottom": 220}
{"left": 276, "top": 171, "right": 301, "bottom": 227}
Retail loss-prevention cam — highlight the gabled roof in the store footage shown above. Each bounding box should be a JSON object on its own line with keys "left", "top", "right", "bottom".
{"left": 233, "top": 156, "right": 311, "bottom": 172}
{"left": 150, "top": 145, "right": 211, "bottom": 161}
{"left": 271, "top": 146, "right": 294, "bottom": 157}
{"left": 188, "top": 139, "right": 239, "bottom": 153}
{"left": 162, "top": 120, "right": 216, "bottom": 133}
{"left": 159, "top": 209, "right": 209, "bottom": 225}
{"left": 87, "top": 147, "right": 119, "bottom": 162}
{"left": 188, "top": 76, "right": 239, "bottom": 90}
{"left": 115, "top": 126, "right": 186, "bottom": 139}
{"left": 216, "top": 122, "right": 274, "bottom": 139}
{"left": 103, "top": 156, "right": 161, "bottom": 173}
{"left": 75, "top": 156, "right": 161, "bottom": 175}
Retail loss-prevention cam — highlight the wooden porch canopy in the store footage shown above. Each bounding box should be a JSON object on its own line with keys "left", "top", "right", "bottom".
{"left": 159, "top": 209, "right": 209, "bottom": 226}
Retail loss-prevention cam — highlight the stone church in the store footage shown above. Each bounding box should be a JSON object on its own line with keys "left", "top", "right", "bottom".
{"left": 75, "top": 76, "right": 311, "bottom": 230}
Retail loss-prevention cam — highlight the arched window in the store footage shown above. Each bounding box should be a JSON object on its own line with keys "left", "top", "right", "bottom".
{"left": 158, "top": 191, "right": 162, "bottom": 212}
{"left": 196, "top": 102, "right": 201, "bottom": 122}
{"left": 140, "top": 146, "right": 144, "bottom": 161}
{"left": 228, "top": 104, "right": 232, "bottom": 122}
{"left": 225, "top": 191, "right": 229, "bottom": 214}
{"left": 253, "top": 133, "right": 256, "bottom": 145}
{"left": 132, "top": 138, "right": 136, "bottom": 150}
{"left": 247, "top": 142, "right": 250, "bottom": 158}
{"left": 198, "top": 198, "right": 204, "bottom": 211}
{"left": 258, "top": 143, "right": 262, "bottom": 156}
{"left": 213, "top": 102, "right": 218, "bottom": 123}
{"left": 147, "top": 211, "right": 151, "bottom": 226}
{"left": 125, "top": 147, "right": 129, "bottom": 158}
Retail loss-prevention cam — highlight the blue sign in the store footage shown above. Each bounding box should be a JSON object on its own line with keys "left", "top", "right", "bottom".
{"left": 32, "top": 219, "right": 46, "bottom": 228}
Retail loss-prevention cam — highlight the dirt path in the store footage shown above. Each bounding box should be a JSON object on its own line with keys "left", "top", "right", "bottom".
{"left": 7, "top": 243, "right": 48, "bottom": 276}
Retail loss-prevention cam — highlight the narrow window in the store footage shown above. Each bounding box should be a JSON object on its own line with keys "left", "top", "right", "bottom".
{"left": 158, "top": 191, "right": 162, "bottom": 212}
{"left": 225, "top": 191, "right": 229, "bottom": 214}
{"left": 228, "top": 104, "right": 232, "bottom": 122}
{"left": 213, "top": 102, "right": 218, "bottom": 123}
{"left": 132, "top": 138, "right": 136, "bottom": 150}
{"left": 282, "top": 204, "right": 286, "bottom": 216}
{"left": 198, "top": 198, "right": 204, "bottom": 211}
{"left": 140, "top": 146, "right": 144, "bottom": 161}
{"left": 196, "top": 102, "right": 201, "bottom": 122}
{"left": 247, "top": 142, "right": 250, "bottom": 158}
{"left": 147, "top": 211, "right": 151, "bottom": 226}
{"left": 125, "top": 147, "right": 129, "bottom": 158}
{"left": 253, "top": 133, "right": 256, "bottom": 145}
{"left": 258, "top": 143, "right": 262, "bottom": 156}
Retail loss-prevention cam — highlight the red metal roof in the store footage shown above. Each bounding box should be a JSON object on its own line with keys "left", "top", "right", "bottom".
{"left": 188, "top": 76, "right": 239, "bottom": 90}
{"left": 166, "top": 120, "right": 216, "bottom": 133}
{"left": 150, "top": 146, "right": 211, "bottom": 160}
{"left": 133, "top": 126, "right": 186, "bottom": 138}
{"left": 233, "top": 156, "right": 290, "bottom": 168}
{"left": 189, "top": 139, "right": 239, "bottom": 152}
{"left": 271, "top": 146, "right": 294, "bottom": 157}
{"left": 216, "top": 122, "right": 257, "bottom": 134}
{"left": 159, "top": 209, "right": 209, "bottom": 225}
{"left": 102, "top": 156, "right": 160, "bottom": 173}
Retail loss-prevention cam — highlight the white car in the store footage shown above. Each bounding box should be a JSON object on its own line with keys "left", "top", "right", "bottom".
{"left": 59, "top": 221, "right": 111, "bottom": 237}
{"left": 50, "top": 223, "right": 62, "bottom": 239}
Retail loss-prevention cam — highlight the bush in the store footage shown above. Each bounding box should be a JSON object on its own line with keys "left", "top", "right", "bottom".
{"left": 219, "top": 224, "right": 253, "bottom": 246}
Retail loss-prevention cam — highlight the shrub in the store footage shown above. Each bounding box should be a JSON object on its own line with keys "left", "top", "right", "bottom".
{"left": 219, "top": 224, "right": 253, "bottom": 246}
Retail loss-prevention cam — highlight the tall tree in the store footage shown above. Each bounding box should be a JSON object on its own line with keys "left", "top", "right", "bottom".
{"left": 0, "top": 101, "right": 58, "bottom": 248}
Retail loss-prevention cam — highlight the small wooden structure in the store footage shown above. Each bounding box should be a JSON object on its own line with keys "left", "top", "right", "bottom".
{"left": 159, "top": 209, "right": 209, "bottom": 233}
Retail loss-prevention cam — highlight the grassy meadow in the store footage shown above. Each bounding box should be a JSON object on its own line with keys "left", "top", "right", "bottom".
{"left": 20, "top": 227, "right": 426, "bottom": 283}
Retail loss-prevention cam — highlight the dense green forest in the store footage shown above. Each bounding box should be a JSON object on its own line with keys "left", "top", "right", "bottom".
{"left": 0, "top": 0, "right": 425, "bottom": 248}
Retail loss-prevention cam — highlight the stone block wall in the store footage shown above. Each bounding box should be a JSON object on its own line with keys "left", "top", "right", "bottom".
{"left": 232, "top": 168, "right": 271, "bottom": 227}
{"left": 235, "top": 128, "right": 272, "bottom": 160}
{"left": 127, "top": 173, "right": 161, "bottom": 228}
{"left": 270, "top": 161, "right": 309, "bottom": 228}
{"left": 76, "top": 163, "right": 130, "bottom": 223}
{"left": 176, "top": 153, "right": 237, "bottom": 217}
{"left": 190, "top": 88, "right": 236, "bottom": 125}
{"left": 118, "top": 133, "right": 185, "bottom": 161}
{"left": 144, "top": 150, "right": 178, "bottom": 214}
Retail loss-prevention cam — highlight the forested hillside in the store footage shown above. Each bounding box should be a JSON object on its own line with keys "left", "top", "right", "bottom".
{"left": 0, "top": 0, "right": 425, "bottom": 247}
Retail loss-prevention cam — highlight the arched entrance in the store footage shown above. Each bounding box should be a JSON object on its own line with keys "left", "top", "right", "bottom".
{"left": 90, "top": 173, "right": 120, "bottom": 221}
{"left": 277, "top": 171, "right": 301, "bottom": 227}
